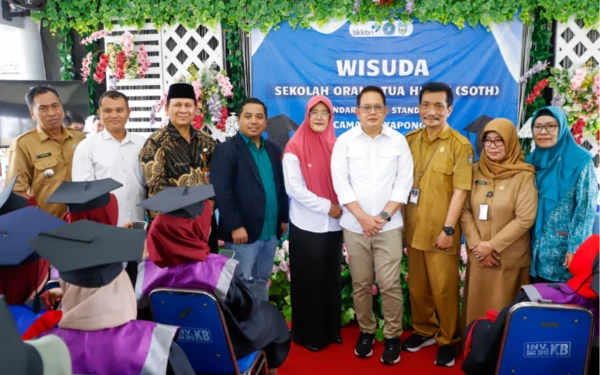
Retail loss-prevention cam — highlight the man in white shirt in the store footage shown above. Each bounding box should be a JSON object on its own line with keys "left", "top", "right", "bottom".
{"left": 72, "top": 91, "right": 146, "bottom": 226}
{"left": 331, "top": 86, "right": 413, "bottom": 365}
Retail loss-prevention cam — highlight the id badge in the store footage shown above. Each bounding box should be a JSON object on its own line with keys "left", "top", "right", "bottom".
{"left": 409, "top": 188, "right": 420, "bottom": 205}
{"left": 479, "top": 203, "right": 489, "bottom": 221}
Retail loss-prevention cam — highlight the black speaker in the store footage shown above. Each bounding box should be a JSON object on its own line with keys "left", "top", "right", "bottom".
{"left": 11, "top": 0, "right": 46, "bottom": 11}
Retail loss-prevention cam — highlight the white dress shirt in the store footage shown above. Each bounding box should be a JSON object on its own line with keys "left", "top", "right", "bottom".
{"left": 331, "top": 125, "right": 414, "bottom": 234}
{"left": 72, "top": 129, "right": 146, "bottom": 225}
{"left": 282, "top": 153, "right": 342, "bottom": 233}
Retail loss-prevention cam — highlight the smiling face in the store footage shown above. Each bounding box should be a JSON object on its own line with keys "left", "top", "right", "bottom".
{"left": 238, "top": 103, "right": 267, "bottom": 140}
{"left": 166, "top": 98, "right": 197, "bottom": 127}
{"left": 308, "top": 102, "right": 331, "bottom": 133}
{"left": 418, "top": 91, "right": 452, "bottom": 129}
{"left": 99, "top": 96, "right": 131, "bottom": 133}
{"left": 482, "top": 131, "right": 506, "bottom": 162}
{"left": 30, "top": 91, "right": 64, "bottom": 132}
{"left": 532, "top": 115, "right": 559, "bottom": 149}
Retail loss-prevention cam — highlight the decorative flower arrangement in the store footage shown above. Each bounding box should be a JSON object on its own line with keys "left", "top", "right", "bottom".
{"left": 268, "top": 238, "right": 468, "bottom": 338}
{"left": 548, "top": 63, "right": 600, "bottom": 143}
{"left": 80, "top": 30, "right": 150, "bottom": 87}
{"left": 525, "top": 78, "right": 549, "bottom": 105}
{"left": 150, "top": 64, "right": 234, "bottom": 131}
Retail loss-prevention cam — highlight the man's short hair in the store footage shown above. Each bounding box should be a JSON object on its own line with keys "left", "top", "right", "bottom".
{"left": 237, "top": 98, "right": 268, "bottom": 118}
{"left": 357, "top": 86, "right": 386, "bottom": 107}
{"left": 63, "top": 111, "right": 86, "bottom": 127}
{"left": 419, "top": 82, "right": 454, "bottom": 107}
{"left": 25, "top": 85, "right": 61, "bottom": 110}
{"left": 99, "top": 90, "right": 130, "bottom": 108}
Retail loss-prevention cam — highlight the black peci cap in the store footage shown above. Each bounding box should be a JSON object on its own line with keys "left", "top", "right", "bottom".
{"left": 167, "top": 83, "right": 196, "bottom": 101}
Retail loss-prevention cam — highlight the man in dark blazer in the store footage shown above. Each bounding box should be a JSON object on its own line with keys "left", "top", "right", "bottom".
{"left": 212, "top": 98, "right": 289, "bottom": 302}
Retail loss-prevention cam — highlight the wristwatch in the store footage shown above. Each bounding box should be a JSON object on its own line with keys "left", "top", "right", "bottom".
{"left": 379, "top": 211, "right": 391, "bottom": 222}
{"left": 443, "top": 226, "right": 455, "bottom": 236}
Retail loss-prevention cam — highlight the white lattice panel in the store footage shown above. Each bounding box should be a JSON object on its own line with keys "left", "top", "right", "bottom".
{"left": 554, "top": 17, "right": 600, "bottom": 69}
{"left": 104, "top": 21, "right": 164, "bottom": 138}
{"left": 102, "top": 21, "right": 224, "bottom": 140}
{"left": 161, "top": 24, "right": 224, "bottom": 87}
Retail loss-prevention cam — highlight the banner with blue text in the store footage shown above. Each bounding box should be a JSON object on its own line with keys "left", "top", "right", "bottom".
{"left": 251, "top": 18, "right": 523, "bottom": 150}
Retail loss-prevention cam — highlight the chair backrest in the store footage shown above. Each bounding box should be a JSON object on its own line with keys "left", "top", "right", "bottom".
{"left": 149, "top": 288, "right": 240, "bottom": 374}
{"left": 496, "top": 302, "right": 594, "bottom": 375}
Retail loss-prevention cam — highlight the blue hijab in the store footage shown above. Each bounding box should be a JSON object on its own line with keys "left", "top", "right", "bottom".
{"left": 526, "top": 106, "right": 591, "bottom": 238}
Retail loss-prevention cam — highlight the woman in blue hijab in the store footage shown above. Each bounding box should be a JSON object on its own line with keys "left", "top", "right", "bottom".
{"left": 527, "top": 106, "right": 598, "bottom": 283}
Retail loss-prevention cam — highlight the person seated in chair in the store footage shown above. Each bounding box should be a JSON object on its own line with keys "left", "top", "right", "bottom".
{"left": 29, "top": 220, "right": 195, "bottom": 375}
{"left": 463, "top": 234, "right": 599, "bottom": 375}
{"left": 0, "top": 180, "right": 69, "bottom": 334}
{"left": 136, "top": 185, "right": 291, "bottom": 373}
{"left": 0, "top": 295, "right": 74, "bottom": 375}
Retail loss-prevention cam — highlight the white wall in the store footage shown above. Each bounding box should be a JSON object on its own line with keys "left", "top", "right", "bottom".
{"left": 0, "top": 5, "right": 45, "bottom": 80}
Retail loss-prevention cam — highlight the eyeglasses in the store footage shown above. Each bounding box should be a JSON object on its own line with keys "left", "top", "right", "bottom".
{"left": 358, "top": 105, "right": 386, "bottom": 114}
{"left": 309, "top": 110, "right": 330, "bottom": 118}
{"left": 532, "top": 124, "right": 558, "bottom": 134}
{"left": 483, "top": 138, "right": 505, "bottom": 148}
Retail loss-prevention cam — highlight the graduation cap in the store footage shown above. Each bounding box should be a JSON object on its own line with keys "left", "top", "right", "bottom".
{"left": 167, "top": 83, "right": 196, "bottom": 101}
{"left": 591, "top": 253, "right": 599, "bottom": 297}
{"left": 0, "top": 175, "right": 28, "bottom": 215}
{"left": 137, "top": 185, "right": 215, "bottom": 218}
{"left": 464, "top": 115, "right": 494, "bottom": 156}
{"left": 0, "top": 206, "right": 68, "bottom": 266}
{"left": 45, "top": 178, "right": 122, "bottom": 213}
{"left": 28, "top": 220, "right": 145, "bottom": 288}
{"left": 266, "top": 114, "right": 299, "bottom": 150}
{"left": 0, "top": 296, "right": 44, "bottom": 374}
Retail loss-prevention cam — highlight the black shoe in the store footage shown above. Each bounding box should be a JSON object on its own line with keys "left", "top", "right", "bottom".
{"left": 381, "top": 337, "right": 401, "bottom": 365}
{"left": 401, "top": 333, "right": 436, "bottom": 353}
{"left": 305, "top": 345, "right": 319, "bottom": 352}
{"left": 334, "top": 336, "right": 343, "bottom": 344}
{"left": 354, "top": 332, "right": 375, "bottom": 358}
{"left": 435, "top": 345, "right": 456, "bottom": 367}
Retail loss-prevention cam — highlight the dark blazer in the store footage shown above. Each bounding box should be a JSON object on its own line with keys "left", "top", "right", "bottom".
{"left": 212, "top": 133, "right": 289, "bottom": 243}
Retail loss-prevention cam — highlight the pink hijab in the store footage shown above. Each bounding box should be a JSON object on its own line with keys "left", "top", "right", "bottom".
{"left": 283, "top": 96, "right": 339, "bottom": 204}
{"left": 58, "top": 271, "right": 137, "bottom": 331}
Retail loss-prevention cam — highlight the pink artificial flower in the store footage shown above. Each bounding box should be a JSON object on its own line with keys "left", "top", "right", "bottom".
{"left": 217, "top": 73, "right": 234, "bottom": 97}
{"left": 460, "top": 244, "right": 468, "bottom": 264}
{"left": 272, "top": 265, "right": 278, "bottom": 274}
{"left": 81, "top": 52, "right": 92, "bottom": 82}
{"left": 593, "top": 73, "right": 600, "bottom": 96}
{"left": 268, "top": 280, "right": 272, "bottom": 287}
{"left": 279, "top": 260, "right": 288, "bottom": 272}
{"left": 120, "top": 31, "right": 135, "bottom": 57}
{"left": 459, "top": 287, "right": 464, "bottom": 298}
{"left": 571, "top": 75, "right": 584, "bottom": 91}
{"left": 403, "top": 247, "right": 408, "bottom": 255}
{"left": 81, "top": 30, "right": 110, "bottom": 45}
{"left": 404, "top": 275, "right": 409, "bottom": 283}
{"left": 191, "top": 80, "right": 202, "bottom": 100}
{"left": 136, "top": 45, "right": 151, "bottom": 77}
{"left": 287, "top": 270, "right": 291, "bottom": 282}
{"left": 217, "top": 240, "right": 225, "bottom": 247}
{"left": 460, "top": 269, "right": 466, "bottom": 282}
{"left": 575, "top": 67, "right": 588, "bottom": 79}
{"left": 344, "top": 253, "right": 350, "bottom": 264}
{"left": 371, "top": 284, "right": 378, "bottom": 295}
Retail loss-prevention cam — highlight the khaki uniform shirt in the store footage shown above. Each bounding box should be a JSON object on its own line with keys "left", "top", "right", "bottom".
{"left": 405, "top": 126, "right": 473, "bottom": 254}
{"left": 6, "top": 126, "right": 86, "bottom": 218}
{"left": 460, "top": 166, "right": 538, "bottom": 270}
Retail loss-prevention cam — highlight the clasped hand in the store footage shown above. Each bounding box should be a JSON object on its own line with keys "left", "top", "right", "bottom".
{"left": 359, "top": 215, "right": 386, "bottom": 237}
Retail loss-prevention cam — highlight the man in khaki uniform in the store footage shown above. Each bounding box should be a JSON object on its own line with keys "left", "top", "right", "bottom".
{"left": 402, "top": 82, "right": 473, "bottom": 367}
{"left": 6, "top": 86, "right": 85, "bottom": 218}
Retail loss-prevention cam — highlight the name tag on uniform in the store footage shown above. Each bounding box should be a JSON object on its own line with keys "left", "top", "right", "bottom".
{"left": 479, "top": 203, "right": 489, "bottom": 221}
{"left": 37, "top": 152, "right": 52, "bottom": 159}
{"left": 409, "top": 188, "right": 420, "bottom": 205}
{"left": 475, "top": 180, "right": 488, "bottom": 185}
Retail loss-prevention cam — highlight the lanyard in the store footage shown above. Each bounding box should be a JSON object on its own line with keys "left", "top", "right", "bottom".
{"left": 415, "top": 133, "right": 441, "bottom": 188}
